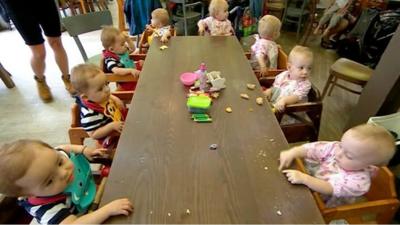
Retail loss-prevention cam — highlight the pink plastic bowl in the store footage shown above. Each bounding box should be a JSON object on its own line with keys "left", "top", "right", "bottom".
{"left": 180, "top": 72, "right": 198, "bottom": 86}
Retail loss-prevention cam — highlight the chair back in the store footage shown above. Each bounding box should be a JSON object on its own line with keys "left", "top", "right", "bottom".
{"left": 62, "top": 10, "right": 113, "bottom": 61}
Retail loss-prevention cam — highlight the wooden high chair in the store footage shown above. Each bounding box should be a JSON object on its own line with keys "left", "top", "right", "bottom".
{"left": 245, "top": 47, "right": 288, "bottom": 78}
{"left": 296, "top": 159, "right": 400, "bottom": 224}
{"left": 68, "top": 78, "right": 135, "bottom": 145}
{"left": 138, "top": 26, "right": 177, "bottom": 54}
{"left": 259, "top": 76, "right": 322, "bottom": 143}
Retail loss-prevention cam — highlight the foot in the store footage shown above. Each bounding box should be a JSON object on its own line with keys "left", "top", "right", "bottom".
{"left": 34, "top": 76, "right": 53, "bottom": 103}
{"left": 61, "top": 74, "right": 77, "bottom": 96}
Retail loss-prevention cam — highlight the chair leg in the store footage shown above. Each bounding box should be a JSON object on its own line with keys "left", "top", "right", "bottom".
{"left": 296, "top": 15, "right": 303, "bottom": 41}
{"left": 327, "top": 76, "right": 338, "bottom": 96}
{"left": 321, "top": 73, "right": 333, "bottom": 99}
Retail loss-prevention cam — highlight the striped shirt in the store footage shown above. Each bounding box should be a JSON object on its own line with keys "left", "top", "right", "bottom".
{"left": 80, "top": 102, "right": 113, "bottom": 132}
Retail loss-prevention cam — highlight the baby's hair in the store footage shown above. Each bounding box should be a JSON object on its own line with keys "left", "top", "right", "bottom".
{"left": 209, "top": 0, "right": 228, "bottom": 18}
{"left": 0, "top": 139, "right": 53, "bottom": 196}
{"left": 71, "top": 64, "right": 103, "bottom": 94}
{"left": 348, "top": 124, "right": 396, "bottom": 165}
{"left": 151, "top": 8, "right": 170, "bottom": 26}
{"left": 101, "top": 26, "right": 121, "bottom": 49}
{"left": 288, "top": 45, "right": 314, "bottom": 63}
{"left": 258, "top": 15, "right": 282, "bottom": 40}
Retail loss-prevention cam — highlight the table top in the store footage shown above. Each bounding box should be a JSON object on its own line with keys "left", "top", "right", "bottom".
{"left": 100, "top": 36, "right": 324, "bottom": 224}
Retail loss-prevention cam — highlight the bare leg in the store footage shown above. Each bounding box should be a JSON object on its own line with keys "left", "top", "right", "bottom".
{"left": 29, "top": 44, "right": 46, "bottom": 79}
{"left": 46, "top": 36, "right": 69, "bottom": 76}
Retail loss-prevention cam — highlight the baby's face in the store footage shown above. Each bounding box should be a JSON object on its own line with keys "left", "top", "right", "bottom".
{"left": 151, "top": 17, "right": 162, "bottom": 28}
{"left": 15, "top": 145, "right": 74, "bottom": 197}
{"left": 215, "top": 8, "right": 228, "bottom": 21}
{"left": 84, "top": 72, "right": 110, "bottom": 104}
{"left": 336, "top": 131, "right": 377, "bottom": 171}
{"left": 287, "top": 55, "right": 313, "bottom": 81}
{"left": 110, "top": 34, "right": 128, "bottom": 55}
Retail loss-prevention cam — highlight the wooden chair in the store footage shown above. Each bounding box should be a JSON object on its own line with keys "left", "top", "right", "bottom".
{"left": 259, "top": 77, "right": 323, "bottom": 142}
{"left": 282, "top": 0, "right": 310, "bottom": 41}
{"left": 138, "top": 26, "right": 177, "bottom": 54}
{"left": 69, "top": 84, "right": 135, "bottom": 145}
{"left": 245, "top": 47, "right": 288, "bottom": 78}
{"left": 296, "top": 159, "right": 400, "bottom": 224}
{"left": 321, "top": 58, "right": 373, "bottom": 99}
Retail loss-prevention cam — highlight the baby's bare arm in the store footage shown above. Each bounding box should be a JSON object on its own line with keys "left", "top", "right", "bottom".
{"left": 89, "top": 122, "right": 121, "bottom": 139}
{"left": 60, "top": 198, "right": 133, "bottom": 224}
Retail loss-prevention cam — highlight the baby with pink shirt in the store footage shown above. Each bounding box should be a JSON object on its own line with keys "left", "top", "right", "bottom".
{"left": 279, "top": 124, "right": 395, "bottom": 207}
{"left": 197, "top": 0, "right": 233, "bottom": 36}
{"left": 250, "top": 15, "right": 282, "bottom": 77}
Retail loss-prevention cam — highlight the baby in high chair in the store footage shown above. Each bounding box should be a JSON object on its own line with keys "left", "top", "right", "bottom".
{"left": 279, "top": 124, "right": 395, "bottom": 207}
{"left": 314, "top": 0, "right": 353, "bottom": 37}
{"left": 197, "top": 0, "right": 234, "bottom": 36}
{"left": 141, "top": 8, "right": 174, "bottom": 51}
{"left": 263, "top": 45, "right": 313, "bottom": 112}
{"left": 0, "top": 139, "right": 133, "bottom": 224}
{"left": 250, "top": 15, "right": 282, "bottom": 77}
{"left": 101, "top": 26, "right": 140, "bottom": 91}
{"left": 71, "top": 64, "right": 127, "bottom": 149}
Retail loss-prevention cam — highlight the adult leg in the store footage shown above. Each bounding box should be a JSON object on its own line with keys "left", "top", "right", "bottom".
{"left": 3, "top": 0, "right": 53, "bottom": 102}
{"left": 47, "top": 36, "right": 75, "bottom": 95}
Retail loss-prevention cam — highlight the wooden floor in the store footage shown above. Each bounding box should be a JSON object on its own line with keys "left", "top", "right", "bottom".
{"left": 241, "top": 31, "right": 361, "bottom": 141}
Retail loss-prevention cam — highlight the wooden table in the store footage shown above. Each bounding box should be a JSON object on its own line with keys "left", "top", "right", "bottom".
{"left": 100, "top": 36, "right": 324, "bottom": 224}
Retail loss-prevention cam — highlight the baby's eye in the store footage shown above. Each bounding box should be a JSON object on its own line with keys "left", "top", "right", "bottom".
{"left": 46, "top": 179, "right": 53, "bottom": 186}
{"left": 58, "top": 160, "right": 63, "bottom": 167}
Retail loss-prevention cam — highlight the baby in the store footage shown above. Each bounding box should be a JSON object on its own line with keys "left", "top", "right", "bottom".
{"left": 101, "top": 26, "right": 140, "bottom": 91}
{"left": 250, "top": 15, "right": 282, "bottom": 76}
{"left": 71, "top": 64, "right": 126, "bottom": 149}
{"left": 141, "top": 8, "right": 174, "bottom": 51}
{"left": 263, "top": 45, "right": 313, "bottom": 112}
{"left": 198, "top": 0, "right": 234, "bottom": 36}
{"left": 279, "top": 124, "right": 395, "bottom": 207}
{"left": 314, "top": 0, "right": 353, "bottom": 37}
{"left": 0, "top": 139, "right": 133, "bottom": 224}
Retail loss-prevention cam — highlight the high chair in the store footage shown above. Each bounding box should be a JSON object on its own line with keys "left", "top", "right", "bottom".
{"left": 138, "top": 26, "right": 177, "bottom": 54}
{"left": 69, "top": 90, "right": 134, "bottom": 146}
{"left": 245, "top": 47, "right": 288, "bottom": 78}
{"left": 296, "top": 158, "right": 400, "bottom": 224}
{"left": 259, "top": 76, "right": 323, "bottom": 143}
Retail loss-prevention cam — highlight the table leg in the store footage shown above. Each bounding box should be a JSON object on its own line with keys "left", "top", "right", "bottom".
{"left": 0, "top": 63, "right": 15, "bottom": 89}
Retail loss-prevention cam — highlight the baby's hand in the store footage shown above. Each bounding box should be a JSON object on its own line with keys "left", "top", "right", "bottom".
{"left": 130, "top": 69, "right": 140, "bottom": 78}
{"left": 112, "top": 121, "right": 124, "bottom": 133}
{"left": 273, "top": 99, "right": 286, "bottom": 112}
{"left": 160, "top": 35, "right": 169, "bottom": 43}
{"left": 198, "top": 26, "right": 205, "bottom": 35}
{"left": 260, "top": 66, "right": 268, "bottom": 77}
{"left": 83, "top": 146, "right": 108, "bottom": 161}
{"left": 279, "top": 149, "right": 295, "bottom": 171}
{"left": 102, "top": 198, "right": 134, "bottom": 216}
{"left": 282, "top": 170, "right": 308, "bottom": 185}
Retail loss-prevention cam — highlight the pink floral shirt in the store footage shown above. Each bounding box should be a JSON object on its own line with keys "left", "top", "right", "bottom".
{"left": 250, "top": 35, "right": 278, "bottom": 69}
{"left": 273, "top": 71, "right": 311, "bottom": 101}
{"left": 198, "top": 16, "right": 233, "bottom": 36}
{"left": 303, "top": 141, "right": 377, "bottom": 207}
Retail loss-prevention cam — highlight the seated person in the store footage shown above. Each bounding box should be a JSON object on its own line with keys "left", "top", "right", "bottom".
{"left": 71, "top": 64, "right": 127, "bottom": 149}
{"left": 263, "top": 45, "right": 313, "bottom": 113}
{"left": 280, "top": 124, "right": 395, "bottom": 207}
{"left": 0, "top": 139, "right": 133, "bottom": 224}
{"left": 250, "top": 15, "right": 282, "bottom": 77}
{"left": 140, "top": 8, "right": 174, "bottom": 51}
{"left": 320, "top": 0, "right": 360, "bottom": 49}
{"left": 101, "top": 26, "right": 141, "bottom": 91}
{"left": 198, "top": 0, "right": 234, "bottom": 36}
{"left": 314, "top": 0, "right": 353, "bottom": 37}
